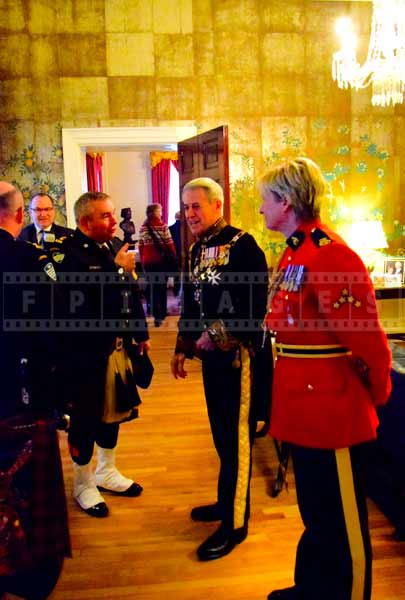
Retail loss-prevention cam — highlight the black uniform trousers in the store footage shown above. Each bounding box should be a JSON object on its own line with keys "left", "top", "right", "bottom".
{"left": 144, "top": 265, "right": 168, "bottom": 323}
{"left": 68, "top": 421, "right": 119, "bottom": 466}
{"left": 62, "top": 350, "right": 121, "bottom": 465}
{"left": 201, "top": 347, "right": 255, "bottom": 532}
{"left": 290, "top": 442, "right": 372, "bottom": 600}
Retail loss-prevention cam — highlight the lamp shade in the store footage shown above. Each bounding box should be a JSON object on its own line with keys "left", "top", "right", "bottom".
{"left": 343, "top": 220, "right": 388, "bottom": 250}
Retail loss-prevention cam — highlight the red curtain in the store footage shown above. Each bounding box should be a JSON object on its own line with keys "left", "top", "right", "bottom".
{"left": 151, "top": 159, "right": 178, "bottom": 224}
{"left": 86, "top": 153, "right": 103, "bottom": 192}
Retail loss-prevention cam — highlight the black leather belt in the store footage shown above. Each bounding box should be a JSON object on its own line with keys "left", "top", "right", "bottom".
{"left": 275, "top": 343, "right": 351, "bottom": 358}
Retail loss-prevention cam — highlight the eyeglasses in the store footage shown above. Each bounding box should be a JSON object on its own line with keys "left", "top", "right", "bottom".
{"left": 30, "top": 207, "right": 54, "bottom": 213}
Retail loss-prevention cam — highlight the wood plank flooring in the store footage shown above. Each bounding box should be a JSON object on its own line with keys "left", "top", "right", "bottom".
{"left": 49, "top": 316, "right": 405, "bottom": 600}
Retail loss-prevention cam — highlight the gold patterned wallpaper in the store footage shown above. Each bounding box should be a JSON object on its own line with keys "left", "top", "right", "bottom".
{"left": 0, "top": 0, "right": 404, "bottom": 262}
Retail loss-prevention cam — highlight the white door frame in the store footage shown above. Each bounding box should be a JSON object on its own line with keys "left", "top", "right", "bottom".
{"left": 62, "top": 126, "right": 196, "bottom": 227}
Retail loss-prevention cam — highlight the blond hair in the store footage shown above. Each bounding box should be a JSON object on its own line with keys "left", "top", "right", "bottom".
{"left": 258, "top": 157, "right": 327, "bottom": 221}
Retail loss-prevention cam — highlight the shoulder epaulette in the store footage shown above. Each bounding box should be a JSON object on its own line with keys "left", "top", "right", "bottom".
{"left": 286, "top": 230, "right": 305, "bottom": 250}
{"left": 310, "top": 228, "right": 333, "bottom": 248}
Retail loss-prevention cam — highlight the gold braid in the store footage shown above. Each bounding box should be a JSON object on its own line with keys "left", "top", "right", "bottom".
{"left": 233, "top": 344, "right": 251, "bottom": 529}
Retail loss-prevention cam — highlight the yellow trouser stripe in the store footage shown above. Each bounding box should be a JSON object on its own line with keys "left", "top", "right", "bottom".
{"left": 335, "top": 448, "right": 366, "bottom": 600}
{"left": 233, "top": 345, "right": 251, "bottom": 530}
{"left": 276, "top": 351, "right": 351, "bottom": 358}
{"left": 276, "top": 343, "right": 347, "bottom": 350}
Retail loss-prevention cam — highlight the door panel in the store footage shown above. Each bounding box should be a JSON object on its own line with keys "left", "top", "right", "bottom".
{"left": 178, "top": 125, "right": 229, "bottom": 267}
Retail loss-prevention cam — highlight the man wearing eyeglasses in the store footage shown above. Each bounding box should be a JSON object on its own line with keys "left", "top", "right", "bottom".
{"left": 19, "top": 192, "right": 73, "bottom": 246}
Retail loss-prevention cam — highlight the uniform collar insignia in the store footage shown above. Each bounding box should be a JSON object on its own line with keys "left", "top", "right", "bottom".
{"left": 200, "top": 218, "right": 227, "bottom": 244}
{"left": 310, "top": 227, "right": 332, "bottom": 247}
{"left": 286, "top": 230, "right": 305, "bottom": 250}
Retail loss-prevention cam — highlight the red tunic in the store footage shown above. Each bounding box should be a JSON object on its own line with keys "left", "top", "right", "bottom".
{"left": 265, "top": 219, "right": 392, "bottom": 449}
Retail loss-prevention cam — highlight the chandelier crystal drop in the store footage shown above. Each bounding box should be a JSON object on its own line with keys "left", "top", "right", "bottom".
{"left": 332, "top": 0, "right": 405, "bottom": 107}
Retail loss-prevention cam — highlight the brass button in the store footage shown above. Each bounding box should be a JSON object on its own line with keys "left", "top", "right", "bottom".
{"left": 307, "top": 384, "right": 314, "bottom": 391}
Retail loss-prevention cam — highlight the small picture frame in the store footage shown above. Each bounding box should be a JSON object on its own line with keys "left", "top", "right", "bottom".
{"left": 384, "top": 258, "right": 405, "bottom": 284}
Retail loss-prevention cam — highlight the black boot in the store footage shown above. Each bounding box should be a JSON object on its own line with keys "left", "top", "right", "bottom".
{"left": 267, "top": 586, "right": 300, "bottom": 599}
{"left": 190, "top": 503, "right": 221, "bottom": 522}
{"left": 197, "top": 523, "right": 247, "bottom": 561}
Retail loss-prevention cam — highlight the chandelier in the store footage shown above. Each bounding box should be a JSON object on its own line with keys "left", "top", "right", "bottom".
{"left": 332, "top": 0, "right": 405, "bottom": 107}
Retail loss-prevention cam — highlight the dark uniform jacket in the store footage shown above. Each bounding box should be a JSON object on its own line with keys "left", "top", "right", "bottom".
{"left": 0, "top": 228, "right": 71, "bottom": 566}
{"left": 0, "top": 228, "right": 58, "bottom": 419}
{"left": 18, "top": 222, "right": 73, "bottom": 244}
{"left": 175, "top": 219, "right": 270, "bottom": 422}
{"left": 55, "top": 228, "right": 148, "bottom": 427}
{"left": 176, "top": 219, "right": 268, "bottom": 355}
{"left": 265, "top": 219, "right": 392, "bottom": 449}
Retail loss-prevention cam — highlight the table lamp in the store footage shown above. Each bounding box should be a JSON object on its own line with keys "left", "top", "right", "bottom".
{"left": 342, "top": 220, "right": 388, "bottom": 272}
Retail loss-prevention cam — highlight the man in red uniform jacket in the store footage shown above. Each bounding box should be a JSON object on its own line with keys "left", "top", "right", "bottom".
{"left": 258, "top": 157, "right": 392, "bottom": 600}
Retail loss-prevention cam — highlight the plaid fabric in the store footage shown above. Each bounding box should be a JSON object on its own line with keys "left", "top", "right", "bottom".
{"left": 0, "top": 438, "right": 33, "bottom": 576}
{"left": 0, "top": 416, "right": 71, "bottom": 565}
{"left": 29, "top": 420, "right": 71, "bottom": 561}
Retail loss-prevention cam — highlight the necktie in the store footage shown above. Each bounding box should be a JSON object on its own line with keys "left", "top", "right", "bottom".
{"left": 99, "top": 243, "right": 116, "bottom": 267}
{"left": 38, "top": 229, "right": 45, "bottom": 247}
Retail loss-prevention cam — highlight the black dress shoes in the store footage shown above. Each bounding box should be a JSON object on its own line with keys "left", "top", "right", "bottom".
{"left": 267, "top": 586, "right": 300, "bottom": 599}
{"left": 190, "top": 503, "right": 221, "bottom": 522}
{"left": 197, "top": 523, "right": 248, "bottom": 561}
{"left": 82, "top": 502, "right": 109, "bottom": 518}
{"left": 97, "top": 481, "right": 143, "bottom": 497}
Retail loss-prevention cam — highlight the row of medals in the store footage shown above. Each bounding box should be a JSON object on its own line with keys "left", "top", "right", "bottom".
{"left": 193, "top": 244, "right": 231, "bottom": 302}
{"left": 267, "top": 263, "right": 305, "bottom": 313}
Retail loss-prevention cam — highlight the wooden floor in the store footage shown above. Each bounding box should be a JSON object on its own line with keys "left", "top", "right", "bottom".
{"left": 49, "top": 316, "right": 405, "bottom": 600}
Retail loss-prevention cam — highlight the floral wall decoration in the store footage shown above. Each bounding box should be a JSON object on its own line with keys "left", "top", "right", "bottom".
{"left": 230, "top": 121, "right": 404, "bottom": 266}
{"left": 230, "top": 154, "right": 285, "bottom": 265}
{"left": 0, "top": 122, "right": 66, "bottom": 225}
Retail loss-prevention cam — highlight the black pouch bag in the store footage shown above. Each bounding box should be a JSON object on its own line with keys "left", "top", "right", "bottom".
{"left": 114, "top": 370, "right": 142, "bottom": 413}
{"left": 126, "top": 346, "right": 154, "bottom": 389}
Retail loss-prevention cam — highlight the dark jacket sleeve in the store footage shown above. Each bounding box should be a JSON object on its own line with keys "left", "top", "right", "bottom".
{"left": 175, "top": 242, "right": 202, "bottom": 357}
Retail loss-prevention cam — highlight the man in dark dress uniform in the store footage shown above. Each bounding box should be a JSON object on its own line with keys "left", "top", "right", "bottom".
{"left": 171, "top": 177, "right": 268, "bottom": 561}
{"left": 56, "top": 191, "right": 149, "bottom": 518}
{"left": 259, "top": 158, "right": 392, "bottom": 600}
{"left": 0, "top": 182, "right": 70, "bottom": 600}
{"left": 18, "top": 192, "right": 72, "bottom": 246}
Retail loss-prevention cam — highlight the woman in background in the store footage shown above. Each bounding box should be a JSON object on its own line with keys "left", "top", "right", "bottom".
{"left": 138, "top": 203, "right": 176, "bottom": 327}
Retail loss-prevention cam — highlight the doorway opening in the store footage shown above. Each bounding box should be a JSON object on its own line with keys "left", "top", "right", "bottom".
{"left": 62, "top": 126, "right": 196, "bottom": 228}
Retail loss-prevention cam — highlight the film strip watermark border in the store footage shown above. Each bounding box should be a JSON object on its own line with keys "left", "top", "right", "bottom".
{"left": 3, "top": 271, "right": 271, "bottom": 284}
{"left": 3, "top": 270, "right": 382, "bottom": 285}
{"left": 4, "top": 319, "right": 149, "bottom": 332}
{"left": 4, "top": 316, "right": 405, "bottom": 333}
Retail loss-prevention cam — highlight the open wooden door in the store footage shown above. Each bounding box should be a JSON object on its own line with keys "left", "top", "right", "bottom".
{"left": 178, "top": 125, "right": 229, "bottom": 267}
